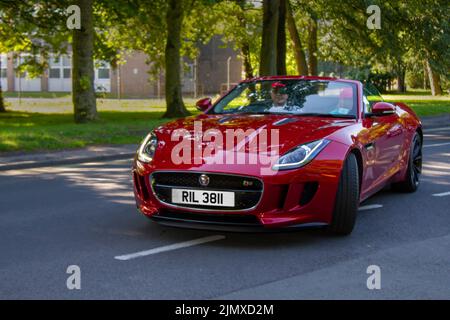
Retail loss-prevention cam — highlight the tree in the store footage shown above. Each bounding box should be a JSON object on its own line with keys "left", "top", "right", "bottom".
{"left": 0, "top": 0, "right": 66, "bottom": 112}
{"left": 164, "top": 0, "right": 189, "bottom": 118}
{"left": 426, "top": 59, "right": 443, "bottom": 96}
{"left": 405, "top": 0, "right": 449, "bottom": 95}
{"left": 286, "top": 0, "right": 308, "bottom": 75}
{"left": 260, "top": 0, "right": 279, "bottom": 76}
{"left": 0, "top": 0, "right": 103, "bottom": 119}
{"left": 307, "top": 16, "right": 318, "bottom": 76}
{"left": 100, "top": 0, "right": 220, "bottom": 118}
{"left": 235, "top": 0, "right": 257, "bottom": 79}
{"left": 276, "top": 0, "right": 287, "bottom": 75}
{"left": 212, "top": 0, "right": 262, "bottom": 79}
{"left": 72, "top": 0, "right": 97, "bottom": 122}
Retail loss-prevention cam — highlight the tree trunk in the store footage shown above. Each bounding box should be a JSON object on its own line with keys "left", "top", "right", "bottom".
{"left": 241, "top": 43, "right": 254, "bottom": 79}
{"left": 397, "top": 71, "right": 406, "bottom": 93}
{"left": 72, "top": 0, "right": 97, "bottom": 123}
{"left": 0, "top": 57, "right": 5, "bottom": 113}
{"left": 286, "top": 0, "right": 308, "bottom": 75}
{"left": 276, "top": 0, "right": 287, "bottom": 75}
{"left": 0, "top": 88, "right": 5, "bottom": 113}
{"left": 163, "top": 0, "right": 190, "bottom": 118}
{"left": 236, "top": 0, "right": 253, "bottom": 79}
{"left": 426, "top": 59, "right": 442, "bottom": 96}
{"left": 307, "top": 17, "right": 318, "bottom": 76}
{"left": 259, "top": 0, "right": 279, "bottom": 76}
{"left": 423, "top": 60, "right": 428, "bottom": 90}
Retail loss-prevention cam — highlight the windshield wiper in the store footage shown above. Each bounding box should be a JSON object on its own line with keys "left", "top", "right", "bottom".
{"left": 236, "top": 111, "right": 283, "bottom": 115}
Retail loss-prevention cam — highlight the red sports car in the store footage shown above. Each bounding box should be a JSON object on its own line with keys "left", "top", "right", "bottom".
{"left": 132, "top": 76, "right": 422, "bottom": 235}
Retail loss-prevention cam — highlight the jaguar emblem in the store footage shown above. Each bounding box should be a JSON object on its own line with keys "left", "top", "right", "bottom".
{"left": 199, "top": 174, "right": 210, "bottom": 187}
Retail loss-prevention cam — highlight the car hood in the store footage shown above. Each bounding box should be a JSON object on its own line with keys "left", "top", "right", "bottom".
{"left": 151, "top": 113, "right": 354, "bottom": 162}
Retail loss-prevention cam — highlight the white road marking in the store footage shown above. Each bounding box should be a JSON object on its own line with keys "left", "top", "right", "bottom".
{"left": 425, "top": 127, "right": 450, "bottom": 133}
{"left": 113, "top": 199, "right": 136, "bottom": 205}
{"left": 358, "top": 204, "right": 383, "bottom": 211}
{"left": 114, "top": 235, "right": 226, "bottom": 261}
{"left": 423, "top": 164, "right": 450, "bottom": 170}
{"left": 432, "top": 192, "right": 450, "bottom": 197}
{"left": 424, "top": 142, "right": 450, "bottom": 148}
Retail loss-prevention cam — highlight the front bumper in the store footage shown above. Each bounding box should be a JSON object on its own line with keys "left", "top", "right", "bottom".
{"left": 132, "top": 142, "right": 349, "bottom": 229}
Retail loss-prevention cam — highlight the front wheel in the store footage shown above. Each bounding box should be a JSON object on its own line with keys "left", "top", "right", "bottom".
{"left": 392, "top": 132, "right": 422, "bottom": 193}
{"left": 328, "top": 153, "right": 360, "bottom": 236}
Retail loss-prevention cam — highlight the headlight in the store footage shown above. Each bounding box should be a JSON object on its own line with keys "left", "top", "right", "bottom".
{"left": 273, "top": 139, "right": 330, "bottom": 171}
{"left": 137, "top": 132, "right": 158, "bottom": 163}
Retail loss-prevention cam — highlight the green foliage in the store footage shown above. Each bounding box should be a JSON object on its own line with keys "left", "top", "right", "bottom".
{"left": 0, "top": 0, "right": 71, "bottom": 75}
{"left": 212, "top": 0, "right": 262, "bottom": 73}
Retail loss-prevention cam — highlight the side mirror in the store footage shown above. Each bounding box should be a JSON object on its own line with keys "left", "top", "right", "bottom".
{"left": 371, "top": 102, "right": 396, "bottom": 116}
{"left": 196, "top": 98, "right": 212, "bottom": 112}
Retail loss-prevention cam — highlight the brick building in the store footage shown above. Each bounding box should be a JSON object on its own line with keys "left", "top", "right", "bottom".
{"left": 0, "top": 37, "right": 243, "bottom": 98}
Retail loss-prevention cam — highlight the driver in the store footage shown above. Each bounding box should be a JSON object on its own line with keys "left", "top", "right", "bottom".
{"left": 330, "top": 87, "right": 354, "bottom": 115}
{"left": 268, "top": 82, "right": 302, "bottom": 113}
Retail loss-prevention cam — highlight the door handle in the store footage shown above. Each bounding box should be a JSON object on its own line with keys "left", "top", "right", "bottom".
{"left": 364, "top": 142, "right": 375, "bottom": 151}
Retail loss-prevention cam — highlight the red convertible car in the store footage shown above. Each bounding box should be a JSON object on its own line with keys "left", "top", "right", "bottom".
{"left": 132, "top": 76, "right": 422, "bottom": 235}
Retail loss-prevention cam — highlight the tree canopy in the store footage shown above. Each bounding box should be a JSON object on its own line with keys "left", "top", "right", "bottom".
{"left": 0, "top": 0, "right": 448, "bottom": 117}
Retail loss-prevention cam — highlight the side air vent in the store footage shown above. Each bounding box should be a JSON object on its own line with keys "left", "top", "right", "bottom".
{"left": 300, "top": 182, "right": 319, "bottom": 206}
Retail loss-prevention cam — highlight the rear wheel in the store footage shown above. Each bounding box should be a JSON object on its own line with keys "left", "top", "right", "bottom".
{"left": 328, "top": 153, "right": 360, "bottom": 236}
{"left": 393, "top": 132, "right": 422, "bottom": 192}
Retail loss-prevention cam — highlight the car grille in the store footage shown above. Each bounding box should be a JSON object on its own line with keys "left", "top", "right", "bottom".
{"left": 151, "top": 172, "right": 263, "bottom": 211}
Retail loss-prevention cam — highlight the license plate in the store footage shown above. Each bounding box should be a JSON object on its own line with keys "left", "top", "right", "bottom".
{"left": 172, "top": 189, "right": 235, "bottom": 207}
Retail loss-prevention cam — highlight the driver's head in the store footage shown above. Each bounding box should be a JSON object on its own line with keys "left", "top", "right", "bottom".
{"left": 338, "top": 87, "right": 354, "bottom": 111}
{"left": 271, "top": 82, "right": 288, "bottom": 106}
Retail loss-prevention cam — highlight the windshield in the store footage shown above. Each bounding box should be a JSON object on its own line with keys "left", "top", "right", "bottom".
{"left": 363, "top": 83, "right": 384, "bottom": 113}
{"left": 212, "top": 80, "right": 358, "bottom": 118}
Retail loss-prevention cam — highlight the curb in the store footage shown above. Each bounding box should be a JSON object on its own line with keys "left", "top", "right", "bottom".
{"left": 0, "top": 152, "right": 135, "bottom": 172}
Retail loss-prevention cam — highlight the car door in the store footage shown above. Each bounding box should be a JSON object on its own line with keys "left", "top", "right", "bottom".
{"left": 359, "top": 86, "right": 405, "bottom": 198}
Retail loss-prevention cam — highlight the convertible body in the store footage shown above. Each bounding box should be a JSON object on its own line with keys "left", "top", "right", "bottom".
{"left": 132, "top": 76, "right": 422, "bottom": 234}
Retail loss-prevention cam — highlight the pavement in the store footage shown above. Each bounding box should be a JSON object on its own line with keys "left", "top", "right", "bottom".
{"left": 0, "top": 125, "right": 449, "bottom": 299}
{"left": 0, "top": 144, "right": 137, "bottom": 171}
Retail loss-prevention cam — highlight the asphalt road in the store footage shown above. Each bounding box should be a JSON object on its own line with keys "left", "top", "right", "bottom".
{"left": 1, "top": 127, "right": 449, "bottom": 300}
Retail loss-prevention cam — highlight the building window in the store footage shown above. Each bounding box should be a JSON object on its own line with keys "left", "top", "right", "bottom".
{"left": 63, "top": 68, "right": 71, "bottom": 79}
{"left": 50, "top": 57, "right": 60, "bottom": 67}
{"left": 98, "top": 68, "right": 110, "bottom": 79}
{"left": 49, "top": 68, "right": 61, "bottom": 79}
{"left": 49, "top": 54, "right": 71, "bottom": 80}
{"left": 0, "top": 54, "right": 7, "bottom": 78}
{"left": 184, "top": 64, "right": 195, "bottom": 80}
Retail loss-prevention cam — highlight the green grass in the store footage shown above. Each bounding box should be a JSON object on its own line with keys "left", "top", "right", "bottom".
{"left": 0, "top": 111, "right": 177, "bottom": 152}
{"left": 383, "top": 92, "right": 450, "bottom": 117}
{"left": 3, "top": 91, "right": 72, "bottom": 99}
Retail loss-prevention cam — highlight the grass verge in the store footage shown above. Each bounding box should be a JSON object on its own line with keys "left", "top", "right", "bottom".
{"left": 0, "top": 111, "right": 176, "bottom": 152}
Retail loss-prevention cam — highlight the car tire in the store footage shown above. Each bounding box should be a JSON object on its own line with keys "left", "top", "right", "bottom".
{"left": 328, "top": 152, "right": 360, "bottom": 236}
{"left": 392, "top": 132, "right": 422, "bottom": 193}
